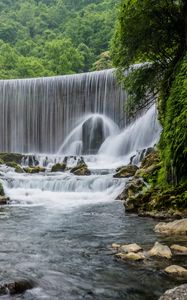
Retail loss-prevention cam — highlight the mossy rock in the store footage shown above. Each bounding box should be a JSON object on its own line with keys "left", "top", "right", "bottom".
{"left": 0, "top": 159, "right": 5, "bottom": 165}
{"left": 23, "top": 166, "right": 45, "bottom": 174}
{"left": 51, "top": 163, "right": 66, "bottom": 172}
{"left": 6, "top": 162, "right": 24, "bottom": 173}
{"left": 0, "top": 182, "right": 5, "bottom": 196}
{"left": 114, "top": 164, "right": 138, "bottom": 178}
{"left": 70, "top": 158, "right": 91, "bottom": 176}
{"left": 0, "top": 153, "right": 24, "bottom": 164}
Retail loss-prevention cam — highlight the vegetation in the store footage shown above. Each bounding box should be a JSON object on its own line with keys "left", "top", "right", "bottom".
{"left": 0, "top": 0, "right": 117, "bottom": 79}
{"left": 112, "top": 0, "right": 187, "bottom": 185}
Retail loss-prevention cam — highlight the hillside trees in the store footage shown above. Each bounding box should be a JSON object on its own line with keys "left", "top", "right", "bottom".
{"left": 111, "top": 0, "right": 187, "bottom": 184}
{"left": 0, "top": 0, "right": 119, "bottom": 79}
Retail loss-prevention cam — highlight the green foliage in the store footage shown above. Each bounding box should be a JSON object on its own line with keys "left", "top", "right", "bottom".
{"left": 0, "top": 0, "right": 119, "bottom": 78}
{"left": 111, "top": 0, "right": 186, "bottom": 111}
{"left": 159, "top": 55, "right": 187, "bottom": 184}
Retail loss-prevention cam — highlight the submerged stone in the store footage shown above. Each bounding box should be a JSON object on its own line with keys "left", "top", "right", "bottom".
{"left": 0, "top": 279, "right": 33, "bottom": 295}
{"left": 115, "top": 251, "right": 145, "bottom": 261}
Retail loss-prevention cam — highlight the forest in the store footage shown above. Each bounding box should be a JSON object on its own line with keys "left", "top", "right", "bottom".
{"left": 0, "top": 0, "right": 117, "bottom": 78}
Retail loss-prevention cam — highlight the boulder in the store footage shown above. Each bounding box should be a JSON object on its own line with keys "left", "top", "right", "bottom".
{"left": 170, "top": 244, "right": 187, "bottom": 253}
{"left": 0, "top": 279, "right": 33, "bottom": 295}
{"left": 114, "top": 164, "right": 138, "bottom": 178}
{"left": 159, "top": 284, "right": 187, "bottom": 300}
{"left": 51, "top": 163, "right": 66, "bottom": 172}
{"left": 116, "top": 177, "right": 146, "bottom": 201}
{"left": 155, "top": 219, "right": 187, "bottom": 235}
{"left": 6, "top": 162, "right": 24, "bottom": 173}
{"left": 120, "top": 243, "right": 142, "bottom": 253}
{"left": 0, "top": 153, "right": 24, "bottom": 164}
{"left": 115, "top": 252, "right": 145, "bottom": 261}
{"left": 0, "top": 182, "right": 5, "bottom": 196}
{"left": 23, "top": 166, "right": 45, "bottom": 174}
{"left": 70, "top": 157, "right": 91, "bottom": 176}
{"left": 165, "top": 265, "right": 187, "bottom": 277}
{"left": 0, "top": 196, "right": 9, "bottom": 205}
{"left": 148, "top": 242, "right": 172, "bottom": 259}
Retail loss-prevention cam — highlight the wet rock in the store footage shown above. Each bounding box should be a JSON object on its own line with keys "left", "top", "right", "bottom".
{"left": 148, "top": 242, "right": 172, "bottom": 259}
{"left": 155, "top": 219, "right": 187, "bottom": 235}
{"left": 170, "top": 244, "right": 187, "bottom": 253}
{"left": 0, "top": 196, "right": 9, "bottom": 205}
{"left": 0, "top": 279, "right": 33, "bottom": 295}
{"left": 0, "top": 153, "right": 24, "bottom": 164}
{"left": 6, "top": 162, "right": 24, "bottom": 173}
{"left": 0, "top": 182, "right": 5, "bottom": 196}
{"left": 0, "top": 159, "right": 4, "bottom": 165}
{"left": 23, "top": 166, "right": 45, "bottom": 174}
{"left": 114, "top": 164, "right": 138, "bottom": 178}
{"left": 111, "top": 243, "right": 121, "bottom": 250}
{"left": 51, "top": 163, "right": 66, "bottom": 172}
{"left": 70, "top": 157, "right": 91, "bottom": 176}
{"left": 165, "top": 265, "right": 187, "bottom": 277}
{"left": 116, "top": 177, "right": 146, "bottom": 201}
{"left": 159, "top": 284, "right": 187, "bottom": 300}
{"left": 115, "top": 251, "right": 145, "bottom": 261}
{"left": 120, "top": 243, "right": 142, "bottom": 253}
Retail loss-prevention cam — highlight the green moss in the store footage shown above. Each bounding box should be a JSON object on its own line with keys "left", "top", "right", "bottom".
{"left": 0, "top": 182, "right": 5, "bottom": 196}
{"left": 51, "top": 163, "right": 66, "bottom": 172}
{"left": 159, "top": 54, "right": 187, "bottom": 184}
{"left": 23, "top": 166, "right": 45, "bottom": 174}
{"left": 0, "top": 153, "right": 23, "bottom": 164}
{"left": 0, "top": 159, "right": 4, "bottom": 165}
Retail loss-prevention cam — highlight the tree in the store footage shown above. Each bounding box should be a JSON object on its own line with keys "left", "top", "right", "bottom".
{"left": 111, "top": 0, "right": 187, "bottom": 113}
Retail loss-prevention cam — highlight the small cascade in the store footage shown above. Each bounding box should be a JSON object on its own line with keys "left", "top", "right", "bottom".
{"left": 57, "top": 114, "right": 119, "bottom": 155}
{"left": 99, "top": 105, "right": 161, "bottom": 159}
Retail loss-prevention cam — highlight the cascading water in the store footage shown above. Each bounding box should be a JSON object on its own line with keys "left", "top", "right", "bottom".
{"left": 0, "top": 69, "right": 168, "bottom": 300}
{"left": 0, "top": 69, "right": 126, "bottom": 153}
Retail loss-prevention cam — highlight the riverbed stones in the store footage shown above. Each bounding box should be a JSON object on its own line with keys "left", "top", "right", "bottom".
{"left": 115, "top": 251, "right": 145, "bottom": 261}
{"left": 148, "top": 242, "right": 172, "bottom": 259}
{"left": 170, "top": 244, "right": 187, "bottom": 253}
{"left": 111, "top": 243, "right": 121, "bottom": 250}
{"left": 159, "top": 284, "right": 187, "bottom": 300}
{"left": 113, "top": 164, "right": 138, "bottom": 178}
{"left": 0, "top": 279, "right": 33, "bottom": 295}
{"left": 164, "top": 265, "right": 187, "bottom": 277}
{"left": 155, "top": 219, "right": 187, "bottom": 235}
{"left": 120, "top": 243, "right": 142, "bottom": 253}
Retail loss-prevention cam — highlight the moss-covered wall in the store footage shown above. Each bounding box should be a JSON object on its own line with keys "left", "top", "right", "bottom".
{"left": 159, "top": 54, "right": 187, "bottom": 185}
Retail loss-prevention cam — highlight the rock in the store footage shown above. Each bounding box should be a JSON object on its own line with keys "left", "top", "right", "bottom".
{"left": 0, "top": 153, "right": 24, "bottom": 164}
{"left": 111, "top": 243, "right": 121, "bottom": 250}
{"left": 51, "top": 163, "right": 66, "bottom": 172}
{"left": 159, "top": 284, "right": 187, "bottom": 300}
{"left": 0, "top": 279, "right": 33, "bottom": 295}
{"left": 148, "top": 242, "right": 172, "bottom": 259}
{"left": 116, "top": 177, "right": 146, "bottom": 201}
{"left": 70, "top": 157, "right": 91, "bottom": 176}
{"left": 170, "top": 244, "right": 187, "bottom": 253}
{"left": 6, "top": 162, "right": 24, "bottom": 173}
{"left": 120, "top": 243, "right": 142, "bottom": 253}
{"left": 0, "top": 196, "right": 9, "bottom": 205}
{"left": 155, "top": 219, "right": 187, "bottom": 235}
{"left": 0, "top": 182, "right": 5, "bottom": 196}
{"left": 115, "top": 251, "right": 145, "bottom": 261}
{"left": 165, "top": 265, "right": 187, "bottom": 277}
{"left": 113, "top": 164, "right": 138, "bottom": 178}
{"left": 23, "top": 166, "right": 45, "bottom": 174}
{"left": 0, "top": 159, "right": 4, "bottom": 165}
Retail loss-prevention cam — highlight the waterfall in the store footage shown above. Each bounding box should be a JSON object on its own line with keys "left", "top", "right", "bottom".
{"left": 0, "top": 69, "right": 127, "bottom": 154}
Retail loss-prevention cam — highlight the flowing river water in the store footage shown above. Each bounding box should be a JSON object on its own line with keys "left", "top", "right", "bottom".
{"left": 0, "top": 70, "right": 186, "bottom": 299}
